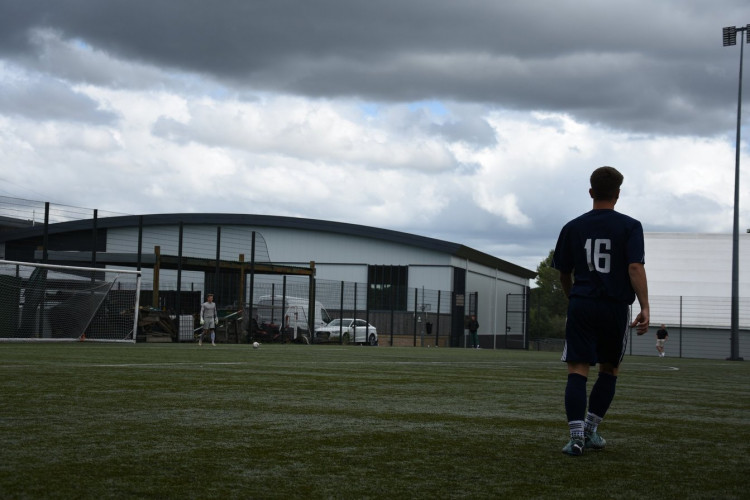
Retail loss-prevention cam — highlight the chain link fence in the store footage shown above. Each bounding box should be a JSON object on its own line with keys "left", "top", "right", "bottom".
{"left": 2, "top": 197, "right": 745, "bottom": 358}
{"left": 247, "top": 277, "right": 456, "bottom": 347}
{"left": 529, "top": 292, "right": 749, "bottom": 360}
{"left": 629, "top": 295, "right": 749, "bottom": 359}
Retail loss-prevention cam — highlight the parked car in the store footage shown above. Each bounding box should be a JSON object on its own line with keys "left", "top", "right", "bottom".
{"left": 315, "top": 318, "right": 378, "bottom": 346}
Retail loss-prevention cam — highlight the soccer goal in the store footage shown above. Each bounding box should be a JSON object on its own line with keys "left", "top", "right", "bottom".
{"left": 0, "top": 260, "right": 141, "bottom": 343}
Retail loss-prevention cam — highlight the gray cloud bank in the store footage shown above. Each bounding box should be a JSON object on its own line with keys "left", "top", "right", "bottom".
{"left": 1, "top": 0, "right": 746, "bottom": 136}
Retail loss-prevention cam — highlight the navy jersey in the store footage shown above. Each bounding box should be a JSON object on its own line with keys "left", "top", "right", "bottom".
{"left": 552, "top": 209, "right": 645, "bottom": 304}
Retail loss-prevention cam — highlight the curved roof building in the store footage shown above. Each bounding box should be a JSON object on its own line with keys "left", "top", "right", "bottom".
{"left": 0, "top": 213, "right": 535, "bottom": 347}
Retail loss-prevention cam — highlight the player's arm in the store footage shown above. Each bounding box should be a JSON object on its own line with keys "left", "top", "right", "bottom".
{"left": 628, "top": 262, "right": 650, "bottom": 335}
{"left": 559, "top": 271, "right": 573, "bottom": 299}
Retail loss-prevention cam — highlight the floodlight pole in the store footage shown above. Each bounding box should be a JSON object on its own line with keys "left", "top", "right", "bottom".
{"left": 723, "top": 25, "right": 747, "bottom": 361}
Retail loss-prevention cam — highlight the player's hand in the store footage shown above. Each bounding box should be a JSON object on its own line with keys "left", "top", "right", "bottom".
{"left": 200, "top": 318, "right": 204, "bottom": 325}
{"left": 630, "top": 309, "right": 649, "bottom": 335}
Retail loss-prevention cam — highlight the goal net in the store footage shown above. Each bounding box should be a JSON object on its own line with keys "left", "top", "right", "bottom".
{"left": 0, "top": 260, "right": 141, "bottom": 342}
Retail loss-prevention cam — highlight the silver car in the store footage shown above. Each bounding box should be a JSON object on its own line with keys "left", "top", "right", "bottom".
{"left": 315, "top": 318, "right": 378, "bottom": 345}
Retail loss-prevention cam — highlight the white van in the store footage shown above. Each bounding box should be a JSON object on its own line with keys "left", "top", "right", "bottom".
{"left": 255, "top": 295, "right": 332, "bottom": 338}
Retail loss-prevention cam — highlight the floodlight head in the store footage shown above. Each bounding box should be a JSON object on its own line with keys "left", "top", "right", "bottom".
{"left": 723, "top": 26, "right": 737, "bottom": 46}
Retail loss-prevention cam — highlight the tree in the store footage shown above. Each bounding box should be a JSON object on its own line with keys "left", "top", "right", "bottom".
{"left": 529, "top": 250, "right": 568, "bottom": 338}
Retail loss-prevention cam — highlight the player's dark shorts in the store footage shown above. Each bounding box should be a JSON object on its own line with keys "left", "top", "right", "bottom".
{"left": 561, "top": 297, "right": 629, "bottom": 367}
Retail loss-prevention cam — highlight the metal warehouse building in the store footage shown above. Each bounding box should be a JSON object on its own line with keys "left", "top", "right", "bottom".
{"left": 639, "top": 232, "right": 750, "bottom": 332}
{"left": 645, "top": 232, "right": 750, "bottom": 301}
{"left": 0, "top": 213, "right": 536, "bottom": 347}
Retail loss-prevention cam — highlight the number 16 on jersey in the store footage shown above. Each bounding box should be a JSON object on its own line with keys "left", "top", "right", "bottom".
{"left": 585, "top": 238, "right": 611, "bottom": 273}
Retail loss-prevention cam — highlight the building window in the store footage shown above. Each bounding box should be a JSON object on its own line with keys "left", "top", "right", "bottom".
{"left": 368, "top": 265, "right": 408, "bottom": 311}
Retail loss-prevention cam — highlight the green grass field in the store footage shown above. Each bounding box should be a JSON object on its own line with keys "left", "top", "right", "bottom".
{"left": 1, "top": 343, "right": 748, "bottom": 499}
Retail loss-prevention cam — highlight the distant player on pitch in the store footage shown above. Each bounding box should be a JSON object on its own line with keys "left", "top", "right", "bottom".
{"left": 552, "top": 166, "right": 650, "bottom": 456}
{"left": 199, "top": 293, "right": 219, "bottom": 346}
{"left": 656, "top": 324, "right": 669, "bottom": 357}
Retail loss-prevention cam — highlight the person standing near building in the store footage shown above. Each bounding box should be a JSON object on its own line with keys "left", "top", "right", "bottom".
{"left": 467, "top": 315, "right": 479, "bottom": 349}
{"left": 656, "top": 324, "right": 669, "bottom": 357}
{"left": 552, "top": 166, "right": 650, "bottom": 456}
{"left": 199, "top": 293, "right": 219, "bottom": 346}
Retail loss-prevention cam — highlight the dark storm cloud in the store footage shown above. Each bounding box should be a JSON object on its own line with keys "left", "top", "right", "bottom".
{"left": 1, "top": 0, "right": 747, "bottom": 136}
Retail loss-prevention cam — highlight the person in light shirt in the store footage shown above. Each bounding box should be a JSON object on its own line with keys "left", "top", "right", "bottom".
{"left": 199, "top": 293, "right": 219, "bottom": 347}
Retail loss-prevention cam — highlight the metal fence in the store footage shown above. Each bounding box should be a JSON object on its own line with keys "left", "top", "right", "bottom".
{"left": 0, "top": 196, "right": 127, "bottom": 226}
{"left": 632, "top": 295, "right": 750, "bottom": 330}
{"left": 0, "top": 196, "right": 466, "bottom": 347}
{"left": 530, "top": 295, "right": 749, "bottom": 360}
{"left": 2, "top": 197, "right": 745, "bottom": 358}
{"left": 627, "top": 325, "right": 750, "bottom": 360}
{"left": 249, "top": 277, "right": 456, "bottom": 347}
{"left": 149, "top": 275, "right": 457, "bottom": 347}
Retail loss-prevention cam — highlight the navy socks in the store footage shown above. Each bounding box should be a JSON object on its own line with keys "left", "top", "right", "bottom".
{"left": 588, "top": 372, "right": 617, "bottom": 419}
{"left": 566, "top": 372, "right": 618, "bottom": 439}
{"left": 565, "top": 373, "right": 588, "bottom": 439}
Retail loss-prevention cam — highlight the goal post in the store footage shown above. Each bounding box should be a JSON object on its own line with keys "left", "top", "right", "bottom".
{"left": 0, "top": 260, "right": 141, "bottom": 343}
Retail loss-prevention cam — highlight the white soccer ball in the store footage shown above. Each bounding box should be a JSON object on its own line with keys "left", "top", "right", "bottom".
{"left": 252, "top": 341, "right": 260, "bottom": 349}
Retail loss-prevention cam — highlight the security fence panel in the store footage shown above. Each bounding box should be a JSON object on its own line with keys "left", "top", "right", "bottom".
{"left": 456, "top": 292, "right": 479, "bottom": 348}
{"left": 300, "top": 279, "right": 456, "bottom": 347}
{"left": 418, "top": 288, "right": 449, "bottom": 347}
{"left": 504, "top": 292, "right": 528, "bottom": 349}
{"left": 628, "top": 295, "right": 749, "bottom": 359}
{"left": 312, "top": 279, "right": 367, "bottom": 345}
{"left": 628, "top": 324, "right": 750, "bottom": 360}
{"left": 631, "top": 295, "right": 750, "bottom": 331}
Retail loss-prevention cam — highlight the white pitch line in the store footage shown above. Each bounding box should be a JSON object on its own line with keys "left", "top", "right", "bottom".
{"left": 85, "top": 362, "right": 249, "bottom": 368}
{"left": 626, "top": 362, "right": 680, "bottom": 371}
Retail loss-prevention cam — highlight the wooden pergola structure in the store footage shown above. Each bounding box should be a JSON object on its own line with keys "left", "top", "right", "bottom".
{"left": 149, "top": 245, "right": 315, "bottom": 309}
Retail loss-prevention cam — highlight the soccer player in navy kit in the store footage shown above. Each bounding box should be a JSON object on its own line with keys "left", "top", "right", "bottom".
{"left": 553, "top": 166, "right": 650, "bottom": 456}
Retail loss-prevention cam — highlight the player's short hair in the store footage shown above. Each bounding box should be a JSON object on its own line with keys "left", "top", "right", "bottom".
{"left": 590, "top": 166, "right": 623, "bottom": 201}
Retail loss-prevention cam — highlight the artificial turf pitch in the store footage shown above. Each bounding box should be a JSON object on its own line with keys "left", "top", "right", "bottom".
{"left": 1, "top": 343, "right": 748, "bottom": 499}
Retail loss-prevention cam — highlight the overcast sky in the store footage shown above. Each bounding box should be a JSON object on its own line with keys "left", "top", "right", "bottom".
{"left": 1, "top": 0, "right": 749, "bottom": 271}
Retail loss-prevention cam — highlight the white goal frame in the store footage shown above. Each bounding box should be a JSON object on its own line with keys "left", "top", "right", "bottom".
{"left": 0, "top": 259, "right": 142, "bottom": 343}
